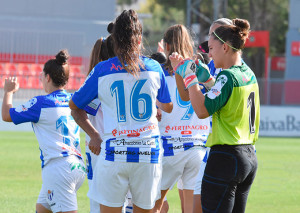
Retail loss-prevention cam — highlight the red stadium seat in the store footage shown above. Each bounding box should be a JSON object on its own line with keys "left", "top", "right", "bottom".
{"left": 18, "top": 63, "right": 30, "bottom": 76}
{"left": 70, "top": 65, "right": 82, "bottom": 74}
{"left": 5, "top": 63, "right": 17, "bottom": 75}
{"left": 0, "top": 76, "right": 4, "bottom": 88}
{"left": 0, "top": 63, "right": 6, "bottom": 75}
{"left": 67, "top": 77, "right": 77, "bottom": 90}
{"left": 0, "top": 75, "right": 9, "bottom": 88}
{"left": 30, "top": 64, "right": 43, "bottom": 76}
{"left": 18, "top": 76, "right": 28, "bottom": 88}
{"left": 28, "top": 76, "right": 42, "bottom": 89}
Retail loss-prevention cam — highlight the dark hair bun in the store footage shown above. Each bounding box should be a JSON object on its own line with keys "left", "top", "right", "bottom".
{"left": 232, "top": 18, "right": 250, "bottom": 40}
{"left": 107, "top": 22, "right": 114, "bottom": 34}
{"left": 55, "top": 49, "right": 69, "bottom": 65}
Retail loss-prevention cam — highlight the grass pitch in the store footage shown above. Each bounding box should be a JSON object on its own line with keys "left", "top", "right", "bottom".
{"left": 0, "top": 132, "right": 299, "bottom": 213}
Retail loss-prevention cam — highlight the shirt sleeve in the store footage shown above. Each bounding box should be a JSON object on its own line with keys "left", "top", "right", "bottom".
{"left": 157, "top": 69, "right": 171, "bottom": 103}
{"left": 71, "top": 66, "right": 100, "bottom": 109}
{"left": 204, "top": 71, "right": 233, "bottom": 115}
{"left": 9, "top": 96, "right": 42, "bottom": 124}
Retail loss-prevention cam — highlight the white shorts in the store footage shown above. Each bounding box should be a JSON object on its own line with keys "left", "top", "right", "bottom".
{"left": 37, "top": 155, "right": 86, "bottom": 213}
{"left": 86, "top": 141, "right": 100, "bottom": 213}
{"left": 194, "top": 147, "right": 210, "bottom": 195}
{"left": 177, "top": 178, "right": 183, "bottom": 190}
{"left": 161, "top": 147, "right": 206, "bottom": 190}
{"left": 88, "top": 158, "right": 162, "bottom": 210}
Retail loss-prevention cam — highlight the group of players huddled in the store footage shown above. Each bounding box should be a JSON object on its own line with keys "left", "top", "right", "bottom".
{"left": 2, "top": 9, "right": 259, "bottom": 213}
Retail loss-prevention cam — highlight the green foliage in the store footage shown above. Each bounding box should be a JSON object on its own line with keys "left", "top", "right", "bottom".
{"left": 139, "top": 0, "right": 185, "bottom": 52}
{"left": 117, "top": 0, "right": 139, "bottom": 6}
{"left": 135, "top": 0, "right": 289, "bottom": 56}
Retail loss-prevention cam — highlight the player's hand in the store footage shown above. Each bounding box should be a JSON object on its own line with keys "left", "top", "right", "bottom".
{"left": 156, "top": 108, "right": 162, "bottom": 122}
{"left": 195, "top": 60, "right": 215, "bottom": 89}
{"left": 195, "top": 60, "right": 211, "bottom": 83}
{"left": 157, "top": 39, "right": 164, "bottom": 53}
{"left": 169, "top": 52, "right": 184, "bottom": 72}
{"left": 4, "top": 77, "right": 19, "bottom": 94}
{"left": 88, "top": 133, "right": 102, "bottom": 155}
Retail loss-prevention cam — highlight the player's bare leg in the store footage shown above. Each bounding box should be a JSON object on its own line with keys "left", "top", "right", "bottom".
{"left": 193, "top": 194, "right": 203, "bottom": 213}
{"left": 183, "top": 189, "right": 194, "bottom": 213}
{"left": 36, "top": 203, "right": 52, "bottom": 213}
{"left": 153, "top": 189, "right": 169, "bottom": 213}
{"left": 100, "top": 204, "right": 123, "bottom": 213}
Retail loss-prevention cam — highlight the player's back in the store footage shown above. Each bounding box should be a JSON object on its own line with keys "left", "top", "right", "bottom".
{"left": 159, "top": 66, "right": 210, "bottom": 156}
{"left": 95, "top": 56, "right": 170, "bottom": 163}
{"left": 31, "top": 90, "right": 82, "bottom": 167}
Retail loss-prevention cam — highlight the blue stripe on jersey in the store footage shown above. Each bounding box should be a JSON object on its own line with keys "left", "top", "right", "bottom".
{"left": 183, "top": 142, "right": 194, "bottom": 151}
{"left": 151, "top": 136, "right": 160, "bottom": 163}
{"left": 105, "top": 138, "right": 115, "bottom": 161}
{"left": 203, "top": 150, "right": 209, "bottom": 163}
{"left": 105, "top": 136, "right": 160, "bottom": 163}
{"left": 61, "top": 151, "right": 69, "bottom": 157}
{"left": 86, "top": 152, "right": 93, "bottom": 180}
{"left": 127, "top": 147, "right": 140, "bottom": 163}
{"left": 162, "top": 136, "right": 174, "bottom": 156}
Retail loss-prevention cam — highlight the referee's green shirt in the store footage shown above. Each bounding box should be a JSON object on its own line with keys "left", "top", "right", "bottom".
{"left": 204, "top": 63, "right": 260, "bottom": 147}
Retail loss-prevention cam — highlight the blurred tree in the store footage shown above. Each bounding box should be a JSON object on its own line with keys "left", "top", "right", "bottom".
{"left": 117, "top": 0, "right": 139, "bottom": 5}
{"left": 134, "top": 0, "right": 288, "bottom": 77}
{"left": 139, "top": 0, "right": 185, "bottom": 53}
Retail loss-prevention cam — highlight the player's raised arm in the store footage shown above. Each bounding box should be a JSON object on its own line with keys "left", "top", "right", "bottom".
{"left": 2, "top": 77, "right": 19, "bottom": 122}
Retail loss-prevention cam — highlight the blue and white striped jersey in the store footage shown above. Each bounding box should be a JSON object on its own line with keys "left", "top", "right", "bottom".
{"left": 9, "top": 90, "right": 82, "bottom": 168}
{"left": 72, "top": 56, "right": 171, "bottom": 163}
{"left": 159, "top": 66, "right": 210, "bottom": 156}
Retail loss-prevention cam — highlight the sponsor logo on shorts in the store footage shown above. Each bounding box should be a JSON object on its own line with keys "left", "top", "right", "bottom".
{"left": 70, "top": 162, "right": 87, "bottom": 173}
{"left": 47, "top": 190, "right": 54, "bottom": 201}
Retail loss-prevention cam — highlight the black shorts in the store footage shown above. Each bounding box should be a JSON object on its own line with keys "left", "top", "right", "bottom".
{"left": 201, "top": 144, "right": 257, "bottom": 213}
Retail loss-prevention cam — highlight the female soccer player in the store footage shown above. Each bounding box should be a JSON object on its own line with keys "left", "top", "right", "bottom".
{"left": 170, "top": 18, "right": 259, "bottom": 213}
{"left": 2, "top": 50, "right": 86, "bottom": 213}
{"left": 153, "top": 24, "right": 210, "bottom": 213}
{"left": 69, "top": 9, "right": 173, "bottom": 213}
{"left": 84, "top": 23, "right": 116, "bottom": 213}
{"left": 193, "top": 17, "right": 234, "bottom": 213}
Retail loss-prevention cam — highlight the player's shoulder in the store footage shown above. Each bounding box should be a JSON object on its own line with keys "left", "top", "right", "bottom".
{"left": 41, "top": 90, "right": 71, "bottom": 108}
{"left": 141, "top": 56, "right": 163, "bottom": 73}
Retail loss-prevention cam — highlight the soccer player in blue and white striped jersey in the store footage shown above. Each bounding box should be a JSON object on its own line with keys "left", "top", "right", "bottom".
{"left": 2, "top": 50, "right": 86, "bottom": 213}
{"left": 69, "top": 10, "right": 173, "bottom": 213}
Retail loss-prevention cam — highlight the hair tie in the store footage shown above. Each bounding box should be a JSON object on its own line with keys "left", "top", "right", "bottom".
{"left": 198, "top": 45, "right": 207, "bottom": 53}
{"left": 213, "top": 31, "right": 240, "bottom": 51}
